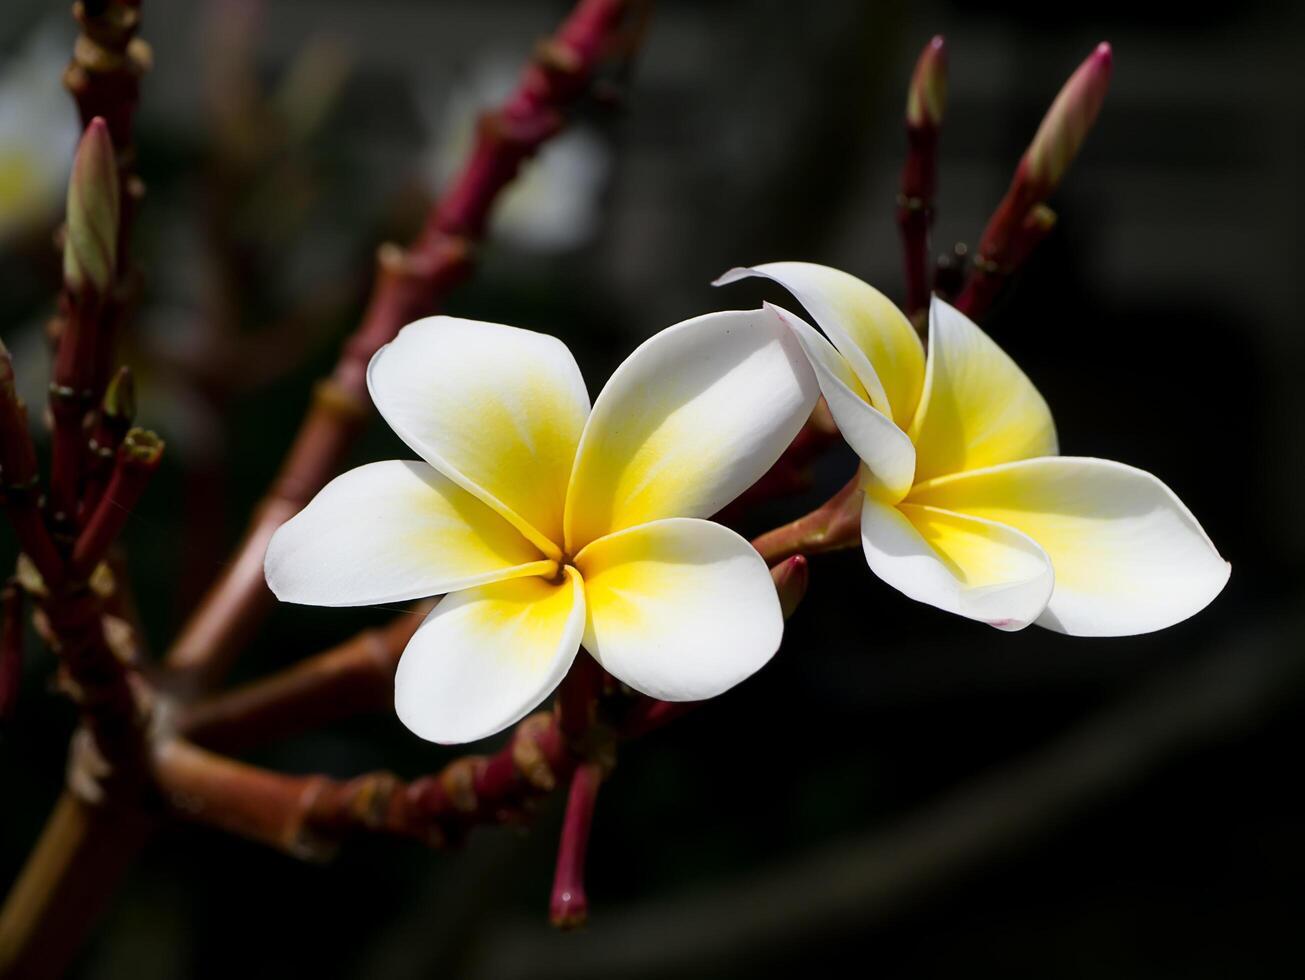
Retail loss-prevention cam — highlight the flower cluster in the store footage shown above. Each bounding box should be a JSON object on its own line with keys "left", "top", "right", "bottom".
{"left": 266, "top": 265, "right": 1229, "bottom": 743}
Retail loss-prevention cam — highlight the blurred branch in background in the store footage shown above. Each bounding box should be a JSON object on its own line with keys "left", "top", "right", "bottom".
{"left": 163, "top": 0, "right": 639, "bottom": 693}
{"left": 474, "top": 609, "right": 1304, "bottom": 978}
{"left": 0, "top": 1, "right": 649, "bottom": 975}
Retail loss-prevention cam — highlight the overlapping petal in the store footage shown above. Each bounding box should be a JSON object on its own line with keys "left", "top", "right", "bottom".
{"left": 908, "top": 299, "right": 1057, "bottom": 483}
{"left": 861, "top": 496, "right": 1054, "bottom": 630}
{"left": 264, "top": 461, "right": 551, "bottom": 607}
{"left": 563, "top": 309, "right": 818, "bottom": 551}
{"left": 574, "top": 518, "right": 783, "bottom": 701}
{"left": 715, "top": 261, "right": 925, "bottom": 426}
{"left": 394, "top": 566, "right": 586, "bottom": 743}
{"left": 767, "top": 303, "right": 916, "bottom": 502}
{"left": 908, "top": 457, "right": 1230, "bottom": 635}
{"left": 368, "top": 316, "right": 590, "bottom": 554}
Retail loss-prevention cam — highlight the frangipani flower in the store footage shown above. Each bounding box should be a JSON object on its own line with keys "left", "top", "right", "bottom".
{"left": 265, "top": 311, "right": 818, "bottom": 742}
{"left": 717, "top": 262, "right": 1229, "bottom": 635}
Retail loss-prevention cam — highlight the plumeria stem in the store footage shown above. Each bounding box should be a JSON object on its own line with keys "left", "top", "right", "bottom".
{"left": 550, "top": 762, "right": 603, "bottom": 928}
{"left": 955, "top": 204, "right": 1057, "bottom": 320}
{"left": 164, "top": 0, "right": 637, "bottom": 692}
{"left": 750, "top": 471, "right": 863, "bottom": 565}
{"left": 154, "top": 713, "right": 575, "bottom": 857}
{"left": 179, "top": 607, "right": 430, "bottom": 753}
{"left": 897, "top": 36, "right": 946, "bottom": 325}
{"left": 0, "top": 347, "right": 63, "bottom": 588}
{"left": 69, "top": 428, "right": 163, "bottom": 582}
{"left": 955, "top": 43, "right": 1111, "bottom": 319}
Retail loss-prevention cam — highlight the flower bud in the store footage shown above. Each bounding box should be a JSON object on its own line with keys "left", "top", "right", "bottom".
{"left": 62, "top": 117, "right": 120, "bottom": 296}
{"left": 102, "top": 365, "right": 136, "bottom": 424}
{"left": 1023, "top": 42, "right": 1112, "bottom": 197}
{"left": 905, "top": 35, "right": 947, "bottom": 130}
{"left": 771, "top": 554, "right": 810, "bottom": 621}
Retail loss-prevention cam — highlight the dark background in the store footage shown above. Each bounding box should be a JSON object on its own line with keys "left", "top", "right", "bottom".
{"left": 2, "top": 0, "right": 1303, "bottom": 977}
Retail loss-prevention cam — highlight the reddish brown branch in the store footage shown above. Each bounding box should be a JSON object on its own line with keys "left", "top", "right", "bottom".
{"left": 165, "top": 0, "right": 635, "bottom": 691}
{"left": 179, "top": 607, "right": 429, "bottom": 753}
{"left": 0, "top": 347, "right": 63, "bottom": 588}
{"left": 80, "top": 365, "right": 135, "bottom": 518}
{"left": 750, "top": 471, "right": 863, "bottom": 566}
{"left": 550, "top": 761, "right": 603, "bottom": 928}
{"left": 897, "top": 36, "right": 946, "bottom": 324}
{"left": 69, "top": 428, "right": 162, "bottom": 581}
{"left": 154, "top": 712, "right": 574, "bottom": 858}
{"left": 955, "top": 43, "right": 1111, "bottom": 320}
{"left": 954, "top": 203, "right": 1057, "bottom": 321}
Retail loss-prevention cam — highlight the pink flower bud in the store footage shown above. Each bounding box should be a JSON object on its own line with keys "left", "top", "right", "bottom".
{"left": 1023, "top": 42, "right": 1112, "bottom": 196}
{"left": 771, "top": 554, "right": 810, "bottom": 620}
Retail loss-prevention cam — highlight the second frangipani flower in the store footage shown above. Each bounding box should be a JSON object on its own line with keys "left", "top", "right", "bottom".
{"left": 717, "top": 262, "right": 1229, "bottom": 635}
{"left": 265, "top": 311, "right": 818, "bottom": 743}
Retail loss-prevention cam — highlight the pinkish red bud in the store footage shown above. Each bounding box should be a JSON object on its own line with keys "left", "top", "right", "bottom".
{"left": 1023, "top": 42, "right": 1112, "bottom": 196}
{"left": 905, "top": 35, "right": 947, "bottom": 130}
{"left": 771, "top": 554, "right": 810, "bottom": 620}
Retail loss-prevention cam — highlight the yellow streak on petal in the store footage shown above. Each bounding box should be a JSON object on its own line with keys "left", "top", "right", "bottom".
{"left": 899, "top": 503, "right": 1048, "bottom": 589}
{"left": 908, "top": 301, "right": 1056, "bottom": 483}
{"left": 457, "top": 565, "right": 578, "bottom": 670}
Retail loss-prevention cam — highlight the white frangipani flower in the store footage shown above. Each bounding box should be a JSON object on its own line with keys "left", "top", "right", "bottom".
{"left": 265, "top": 311, "right": 818, "bottom": 743}
{"left": 717, "top": 261, "right": 1229, "bottom": 635}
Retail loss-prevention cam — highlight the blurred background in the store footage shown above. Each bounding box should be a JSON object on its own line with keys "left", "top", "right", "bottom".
{"left": 2, "top": 0, "right": 1302, "bottom": 977}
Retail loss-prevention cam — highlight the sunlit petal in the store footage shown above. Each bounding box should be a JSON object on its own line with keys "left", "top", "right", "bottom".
{"left": 908, "top": 298, "right": 1056, "bottom": 483}
{"left": 564, "top": 308, "right": 818, "bottom": 551}
{"left": 767, "top": 303, "right": 915, "bottom": 502}
{"left": 861, "top": 496, "right": 1054, "bottom": 630}
{"left": 908, "top": 456, "right": 1230, "bottom": 635}
{"left": 264, "top": 460, "right": 551, "bottom": 607}
{"left": 715, "top": 261, "right": 925, "bottom": 426}
{"left": 394, "top": 566, "right": 585, "bottom": 744}
{"left": 575, "top": 518, "right": 783, "bottom": 700}
{"left": 368, "top": 316, "right": 590, "bottom": 555}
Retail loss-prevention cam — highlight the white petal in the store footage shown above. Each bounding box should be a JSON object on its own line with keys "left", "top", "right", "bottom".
{"left": 715, "top": 261, "right": 925, "bottom": 426}
{"left": 908, "top": 298, "right": 1057, "bottom": 483}
{"left": 563, "top": 308, "right": 819, "bottom": 552}
{"left": 574, "top": 518, "right": 783, "bottom": 701}
{"left": 861, "top": 496, "right": 1054, "bottom": 631}
{"left": 767, "top": 303, "right": 916, "bottom": 502}
{"left": 394, "top": 566, "right": 585, "bottom": 744}
{"left": 367, "top": 315, "right": 590, "bottom": 555}
{"left": 264, "top": 460, "right": 550, "bottom": 607}
{"left": 908, "top": 457, "right": 1231, "bottom": 636}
